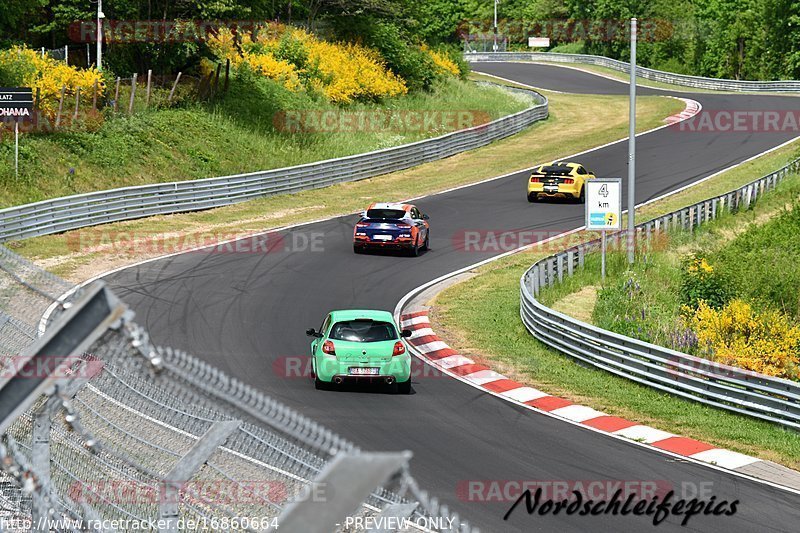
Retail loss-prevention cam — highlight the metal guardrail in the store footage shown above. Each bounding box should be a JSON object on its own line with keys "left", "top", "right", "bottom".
{"left": 0, "top": 245, "right": 477, "bottom": 532}
{"left": 520, "top": 157, "right": 800, "bottom": 429}
{"left": 466, "top": 52, "right": 800, "bottom": 92}
{"left": 0, "top": 86, "right": 547, "bottom": 243}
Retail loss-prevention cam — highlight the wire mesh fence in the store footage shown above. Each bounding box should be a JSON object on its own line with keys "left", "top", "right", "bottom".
{"left": 0, "top": 245, "right": 476, "bottom": 532}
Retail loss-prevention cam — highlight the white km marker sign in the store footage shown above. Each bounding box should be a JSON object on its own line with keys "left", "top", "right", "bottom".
{"left": 585, "top": 178, "right": 623, "bottom": 281}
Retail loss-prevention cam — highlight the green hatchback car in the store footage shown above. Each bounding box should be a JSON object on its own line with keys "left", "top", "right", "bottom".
{"left": 306, "top": 310, "right": 413, "bottom": 394}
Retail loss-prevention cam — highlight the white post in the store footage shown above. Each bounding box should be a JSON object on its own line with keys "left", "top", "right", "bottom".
{"left": 627, "top": 17, "right": 637, "bottom": 264}
{"left": 96, "top": 0, "right": 104, "bottom": 70}
{"left": 64, "top": 45, "right": 68, "bottom": 65}
{"left": 493, "top": 0, "right": 499, "bottom": 52}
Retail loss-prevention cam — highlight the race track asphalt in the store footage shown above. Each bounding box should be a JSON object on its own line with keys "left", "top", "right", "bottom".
{"left": 106, "top": 62, "right": 800, "bottom": 532}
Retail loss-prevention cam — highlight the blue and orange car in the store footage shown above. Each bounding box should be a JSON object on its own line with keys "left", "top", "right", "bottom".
{"left": 353, "top": 202, "right": 430, "bottom": 256}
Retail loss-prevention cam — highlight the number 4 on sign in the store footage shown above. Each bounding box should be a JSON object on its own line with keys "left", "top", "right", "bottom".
{"left": 599, "top": 184, "right": 609, "bottom": 197}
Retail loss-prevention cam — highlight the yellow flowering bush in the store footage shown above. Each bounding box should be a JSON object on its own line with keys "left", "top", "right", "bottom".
{"left": 0, "top": 46, "right": 104, "bottom": 115}
{"left": 687, "top": 256, "right": 714, "bottom": 274}
{"left": 304, "top": 40, "right": 407, "bottom": 103}
{"left": 242, "top": 52, "right": 302, "bottom": 91}
{"left": 421, "top": 45, "right": 461, "bottom": 77}
{"left": 679, "top": 254, "right": 731, "bottom": 309}
{"left": 687, "top": 299, "right": 800, "bottom": 379}
{"left": 206, "top": 25, "right": 407, "bottom": 103}
{"left": 206, "top": 29, "right": 242, "bottom": 67}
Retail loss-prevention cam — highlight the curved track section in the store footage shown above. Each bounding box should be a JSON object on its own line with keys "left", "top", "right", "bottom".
{"left": 107, "top": 63, "right": 800, "bottom": 532}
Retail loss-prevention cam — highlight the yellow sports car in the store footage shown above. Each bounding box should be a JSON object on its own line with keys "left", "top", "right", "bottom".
{"left": 527, "top": 161, "right": 596, "bottom": 203}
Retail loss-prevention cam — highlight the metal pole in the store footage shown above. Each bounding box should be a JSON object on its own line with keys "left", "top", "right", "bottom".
{"left": 14, "top": 120, "right": 19, "bottom": 178}
{"left": 493, "top": 0, "right": 499, "bottom": 52}
{"left": 96, "top": 0, "right": 103, "bottom": 70}
{"left": 627, "top": 17, "right": 637, "bottom": 264}
{"left": 601, "top": 230, "right": 606, "bottom": 282}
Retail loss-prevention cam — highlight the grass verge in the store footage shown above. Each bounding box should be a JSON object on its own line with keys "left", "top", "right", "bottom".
{"left": 431, "top": 138, "right": 800, "bottom": 469}
{"left": 11, "top": 90, "right": 682, "bottom": 281}
{"left": 0, "top": 78, "right": 530, "bottom": 208}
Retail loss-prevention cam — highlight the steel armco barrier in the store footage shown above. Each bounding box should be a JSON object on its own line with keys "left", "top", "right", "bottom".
{"left": 467, "top": 52, "right": 800, "bottom": 92}
{"left": 520, "top": 157, "right": 800, "bottom": 430}
{"left": 0, "top": 86, "right": 547, "bottom": 243}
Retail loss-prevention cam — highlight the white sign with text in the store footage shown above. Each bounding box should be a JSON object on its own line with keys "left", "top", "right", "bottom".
{"left": 585, "top": 178, "right": 622, "bottom": 230}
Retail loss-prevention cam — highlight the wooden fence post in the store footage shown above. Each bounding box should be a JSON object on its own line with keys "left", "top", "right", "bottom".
{"left": 145, "top": 69, "right": 152, "bottom": 108}
{"left": 113, "top": 77, "right": 121, "bottom": 112}
{"left": 55, "top": 86, "right": 66, "bottom": 127}
{"left": 199, "top": 72, "right": 213, "bottom": 100}
{"left": 168, "top": 72, "right": 182, "bottom": 102}
{"left": 72, "top": 87, "right": 81, "bottom": 121}
{"left": 128, "top": 73, "right": 137, "bottom": 114}
{"left": 212, "top": 63, "right": 222, "bottom": 99}
{"left": 92, "top": 80, "right": 98, "bottom": 109}
{"left": 224, "top": 59, "right": 230, "bottom": 93}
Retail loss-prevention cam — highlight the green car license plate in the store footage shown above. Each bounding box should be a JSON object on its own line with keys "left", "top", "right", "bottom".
{"left": 349, "top": 367, "right": 379, "bottom": 375}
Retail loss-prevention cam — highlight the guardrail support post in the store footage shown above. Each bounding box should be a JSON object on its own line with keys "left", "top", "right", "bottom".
{"left": 567, "top": 250, "right": 574, "bottom": 276}
{"left": 539, "top": 262, "right": 546, "bottom": 288}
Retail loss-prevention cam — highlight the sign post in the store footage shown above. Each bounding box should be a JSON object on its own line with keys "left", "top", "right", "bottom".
{"left": 15, "top": 120, "right": 19, "bottom": 177}
{"left": 0, "top": 87, "right": 34, "bottom": 178}
{"left": 586, "top": 178, "right": 623, "bottom": 282}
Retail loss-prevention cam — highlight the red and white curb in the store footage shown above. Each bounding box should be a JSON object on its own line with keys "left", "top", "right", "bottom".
{"left": 400, "top": 310, "right": 762, "bottom": 472}
{"left": 665, "top": 98, "right": 702, "bottom": 124}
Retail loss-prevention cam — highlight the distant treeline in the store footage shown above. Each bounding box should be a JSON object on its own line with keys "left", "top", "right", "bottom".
{"left": 451, "top": 0, "right": 799, "bottom": 81}
{"left": 2, "top": 1, "right": 798, "bottom": 81}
